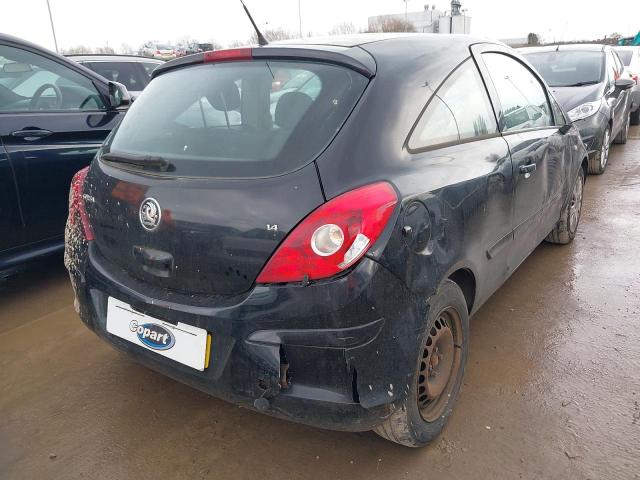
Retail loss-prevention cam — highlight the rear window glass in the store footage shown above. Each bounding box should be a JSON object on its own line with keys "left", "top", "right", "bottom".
{"left": 523, "top": 50, "right": 604, "bottom": 87}
{"left": 105, "top": 60, "right": 367, "bottom": 178}
{"left": 84, "top": 61, "right": 150, "bottom": 91}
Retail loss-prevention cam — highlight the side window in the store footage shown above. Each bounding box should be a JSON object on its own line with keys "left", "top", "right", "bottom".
{"left": 550, "top": 97, "right": 567, "bottom": 126}
{"left": 606, "top": 51, "right": 617, "bottom": 88}
{"left": 408, "top": 58, "right": 498, "bottom": 150}
{"left": 612, "top": 51, "right": 623, "bottom": 78}
{"left": 0, "top": 45, "right": 106, "bottom": 112}
{"left": 482, "top": 53, "right": 553, "bottom": 132}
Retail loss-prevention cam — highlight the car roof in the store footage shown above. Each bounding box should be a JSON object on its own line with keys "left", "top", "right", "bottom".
{"left": 520, "top": 43, "right": 607, "bottom": 54}
{"left": 67, "top": 54, "right": 163, "bottom": 63}
{"left": 155, "top": 33, "right": 501, "bottom": 80}
{"left": 272, "top": 32, "right": 491, "bottom": 48}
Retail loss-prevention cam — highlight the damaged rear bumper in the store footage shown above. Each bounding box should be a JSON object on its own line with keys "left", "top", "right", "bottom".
{"left": 71, "top": 243, "right": 426, "bottom": 432}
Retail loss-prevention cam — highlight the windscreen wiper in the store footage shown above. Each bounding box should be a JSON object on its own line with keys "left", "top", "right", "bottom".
{"left": 560, "top": 81, "right": 599, "bottom": 87}
{"left": 101, "top": 152, "right": 174, "bottom": 172}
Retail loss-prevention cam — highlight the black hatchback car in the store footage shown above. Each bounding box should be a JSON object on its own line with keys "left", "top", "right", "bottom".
{"left": 65, "top": 34, "right": 587, "bottom": 447}
{"left": 521, "top": 44, "right": 634, "bottom": 175}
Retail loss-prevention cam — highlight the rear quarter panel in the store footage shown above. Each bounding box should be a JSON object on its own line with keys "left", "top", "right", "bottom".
{"left": 317, "top": 39, "right": 515, "bottom": 313}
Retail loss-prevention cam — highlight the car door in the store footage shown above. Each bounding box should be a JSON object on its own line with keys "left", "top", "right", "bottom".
{"left": 475, "top": 48, "right": 563, "bottom": 271}
{"left": 406, "top": 57, "right": 514, "bottom": 301}
{"left": 0, "top": 42, "right": 123, "bottom": 247}
{"left": 606, "top": 49, "right": 627, "bottom": 135}
{"left": 0, "top": 137, "right": 24, "bottom": 255}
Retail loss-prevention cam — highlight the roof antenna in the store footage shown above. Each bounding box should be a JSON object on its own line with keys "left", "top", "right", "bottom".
{"left": 239, "top": 0, "right": 268, "bottom": 46}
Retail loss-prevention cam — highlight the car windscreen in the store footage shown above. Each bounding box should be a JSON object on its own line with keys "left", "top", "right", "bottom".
{"left": 614, "top": 49, "right": 633, "bottom": 66}
{"left": 84, "top": 61, "right": 150, "bottom": 91}
{"left": 523, "top": 50, "right": 604, "bottom": 87}
{"left": 104, "top": 60, "right": 368, "bottom": 178}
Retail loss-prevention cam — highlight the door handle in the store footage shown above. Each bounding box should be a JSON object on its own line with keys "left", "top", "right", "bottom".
{"left": 519, "top": 163, "right": 537, "bottom": 177}
{"left": 519, "top": 163, "right": 536, "bottom": 174}
{"left": 11, "top": 129, "right": 53, "bottom": 140}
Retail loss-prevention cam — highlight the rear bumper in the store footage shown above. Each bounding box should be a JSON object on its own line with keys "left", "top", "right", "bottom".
{"left": 71, "top": 243, "right": 425, "bottom": 432}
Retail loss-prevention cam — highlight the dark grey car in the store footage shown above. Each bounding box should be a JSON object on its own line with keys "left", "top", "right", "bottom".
{"left": 66, "top": 34, "right": 588, "bottom": 447}
{"left": 521, "top": 44, "right": 634, "bottom": 174}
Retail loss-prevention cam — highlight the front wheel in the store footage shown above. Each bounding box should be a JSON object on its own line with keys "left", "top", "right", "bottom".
{"left": 545, "top": 166, "right": 585, "bottom": 244}
{"left": 374, "top": 280, "right": 469, "bottom": 447}
{"left": 588, "top": 126, "right": 610, "bottom": 175}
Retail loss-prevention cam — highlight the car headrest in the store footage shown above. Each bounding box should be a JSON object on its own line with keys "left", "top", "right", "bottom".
{"left": 275, "top": 91, "right": 313, "bottom": 129}
{"left": 208, "top": 81, "right": 241, "bottom": 111}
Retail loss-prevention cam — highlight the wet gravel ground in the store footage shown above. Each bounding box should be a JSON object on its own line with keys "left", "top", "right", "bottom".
{"left": 1, "top": 126, "right": 639, "bottom": 480}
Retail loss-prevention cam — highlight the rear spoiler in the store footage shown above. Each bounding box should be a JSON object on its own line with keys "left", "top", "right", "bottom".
{"left": 152, "top": 45, "right": 376, "bottom": 79}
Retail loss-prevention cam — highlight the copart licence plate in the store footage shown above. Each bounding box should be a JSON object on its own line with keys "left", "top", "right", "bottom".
{"left": 106, "top": 297, "right": 209, "bottom": 371}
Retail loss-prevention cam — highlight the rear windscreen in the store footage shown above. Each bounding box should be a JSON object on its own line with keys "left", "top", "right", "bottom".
{"left": 85, "top": 61, "right": 151, "bottom": 91}
{"left": 104, "top": 60, "right": 368, "bottom": 178}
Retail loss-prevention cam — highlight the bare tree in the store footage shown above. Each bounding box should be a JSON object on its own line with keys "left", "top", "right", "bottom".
{"left": 227, "top": 39, "right": 248, "bottom": 48}
{"left": 207, "top": 39, "right": 223, "bottom": 50}
{"left": 367, "top": 16, "right": 415, "bottom": 33}
{"left": 249, "top": 27, "right": 295, "bottom": 44}
{"left": 95, "top": 45, "right": 115, "bottom": 54}
{"left": 120, "top": 43, "right": 134, "bottom": 54}
{"left": 527, "top": 33, "right": 541, "bottom": 46}
{"left": 329, "top": 22, "right": 356, "bottom": 35}
{"left": 61, "top": 45, "right": 93, "bottom": 54}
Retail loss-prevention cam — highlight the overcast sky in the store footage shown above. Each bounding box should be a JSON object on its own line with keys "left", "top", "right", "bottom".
{"left": 1, "top": 0, "right": 638, "bottom": 52}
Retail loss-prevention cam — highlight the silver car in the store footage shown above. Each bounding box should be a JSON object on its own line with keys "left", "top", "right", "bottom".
{"left": 614, "top": 46, "right": 640, "bottom": 125}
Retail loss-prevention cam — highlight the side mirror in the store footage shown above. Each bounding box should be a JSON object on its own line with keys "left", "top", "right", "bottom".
{"left": 615, "top": 77, "right": 634, "bottom": 91}
{"left": 108, "top": 81, "right": 132, "bottom": 109}
{"left": 558, "top": 124, "right": 572, "bottom": 135}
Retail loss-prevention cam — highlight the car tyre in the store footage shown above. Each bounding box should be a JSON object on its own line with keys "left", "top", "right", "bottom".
{"left": 545, "top": 166, "right": 585, "bottom": 245}
{"left": 613, "top": 113, "right": 630, "bottom": 144}
{"left": 631, "top": 109, "right": 640, "bottom": 126}
{"left": 588, "top": 126, "right": 610, "bottom": 174}
{"left": 373, "top": 280, "right": 469, "bottom": 447}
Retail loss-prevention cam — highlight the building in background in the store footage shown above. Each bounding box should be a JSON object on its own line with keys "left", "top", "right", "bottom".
{"left": 368, "top": 1, "right": 471, "bottom": 34}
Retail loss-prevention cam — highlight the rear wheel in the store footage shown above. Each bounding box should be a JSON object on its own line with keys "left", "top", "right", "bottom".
{"left": 631, "top": 109, "right": 640, "bottom": 126}
{"left": 374, "top": 280, "right": 469, "bottom": 447}
{"left": 545, "top": 167, "right": 585, "bottom": 245}
{"left": 588, "top": 126, "right": 610, "bottom": 175}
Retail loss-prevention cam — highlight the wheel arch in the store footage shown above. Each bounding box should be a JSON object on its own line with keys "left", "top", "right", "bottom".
{"left": 447, "top": 267, "right": 476, "bottom": 314}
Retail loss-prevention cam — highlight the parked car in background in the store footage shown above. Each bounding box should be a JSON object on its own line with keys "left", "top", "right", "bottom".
{"left": 521, "top": 44, "right": 634, "bottom": 174}
{"left": 0, "top": 33, "right": 130, "bottom": 271}
{"left": 613, "top": 46, "right": 640, "bottom": 125}
{"left": 139, "top": 43, "right": 176, "bottom": 61}
{"left": 66, "top": 34, "right": 587, "bottom": 447}
{"left": 68, "top": 54, "right": 162, "bottom": 98}
{"left": 196, "top": 43, "right": 214, "bottom": 52}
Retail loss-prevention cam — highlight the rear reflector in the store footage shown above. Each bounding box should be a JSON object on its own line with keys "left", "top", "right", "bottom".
{"left": 69, "top": 167, "right": 94, "bottom": 241}
{"left": 203, "top": 48, "right": 253, "bottom": 63}
{"left": 256, "top": 182, "right": 398, "bottom": 284}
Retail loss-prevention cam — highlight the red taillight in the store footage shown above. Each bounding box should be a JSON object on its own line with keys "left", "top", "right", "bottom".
{"left": 633, "top": 73, "right": 638, "bottom": 85}
{"left": 156, "top": 50, "right": 161, "bottom": 54}
{"left": 256, "top": 182, "right": 398, "bottom": 284}
{"left": 69, "top": 167, "right": 94, "bottom": 241}
{"left": 203, "top": 48, "right": 253, "bottom": 63}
